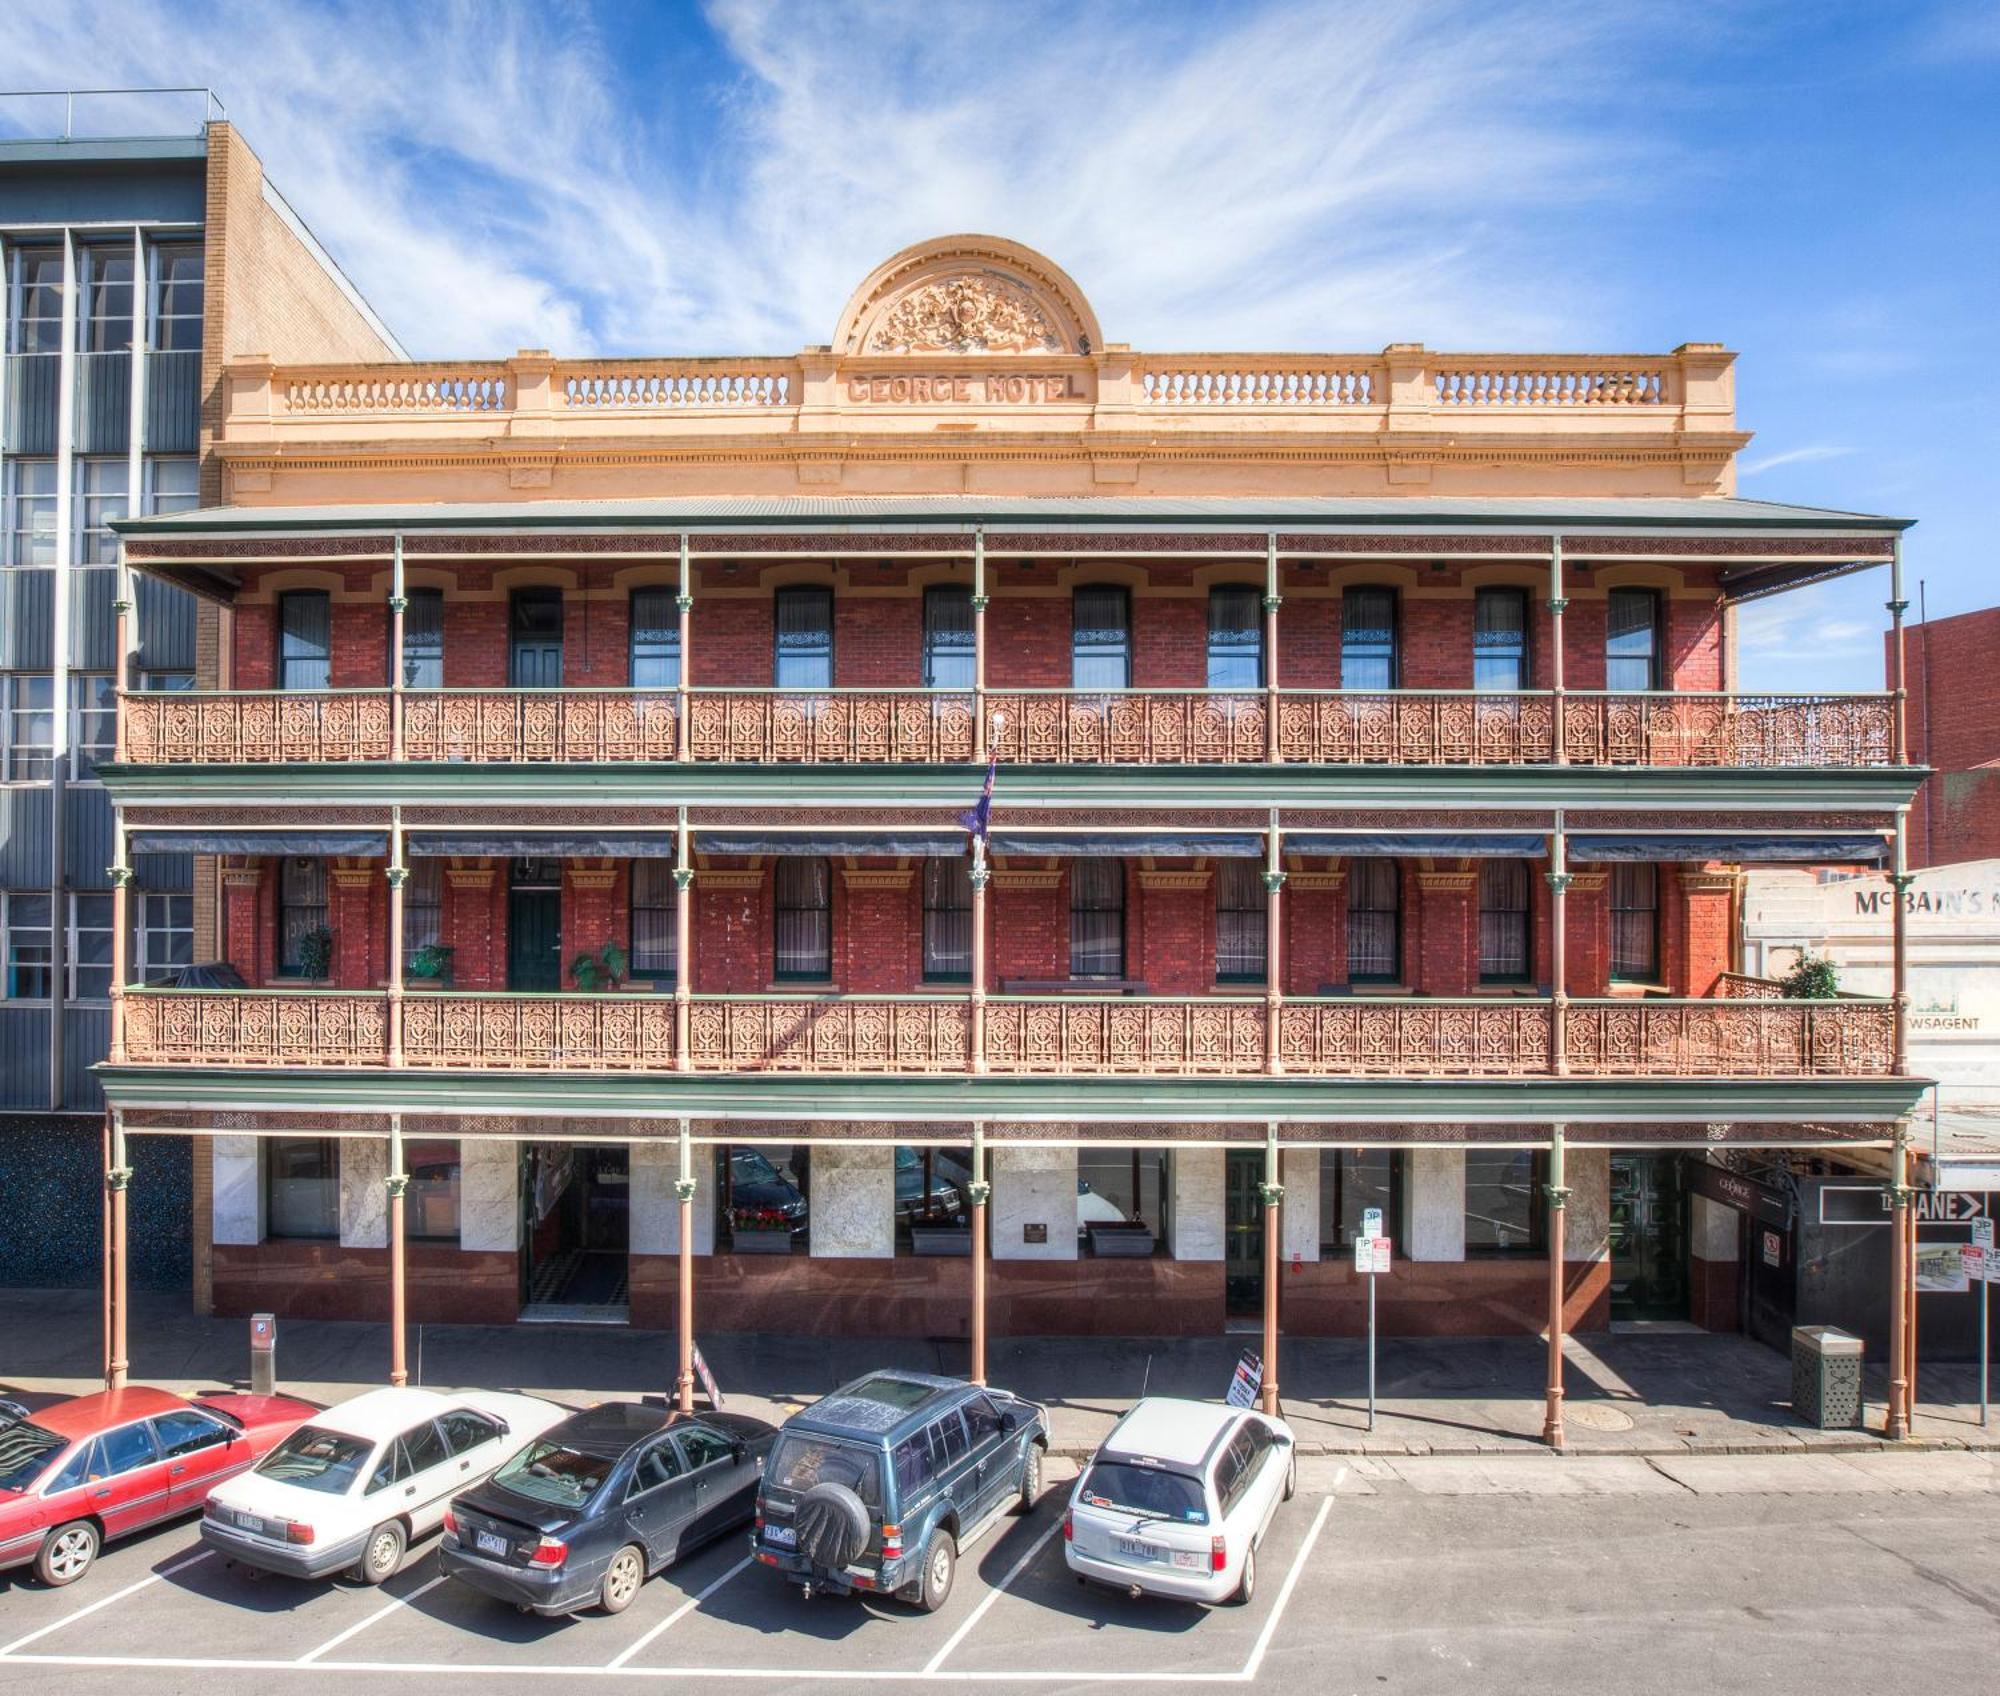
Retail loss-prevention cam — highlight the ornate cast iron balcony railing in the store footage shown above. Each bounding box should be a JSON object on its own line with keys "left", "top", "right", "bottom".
{"left": 119, "top": 989, "right": 1898, "bottom": 1079}
{"left": 119, "top": 688, "right": 1897, "bottom": 770}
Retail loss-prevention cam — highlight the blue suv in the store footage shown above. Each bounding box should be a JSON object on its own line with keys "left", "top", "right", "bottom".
{"left": 752, "top": 1371, "right": 1048, "bottom": 1611}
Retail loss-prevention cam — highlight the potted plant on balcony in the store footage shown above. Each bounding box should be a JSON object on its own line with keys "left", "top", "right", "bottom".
{"left": 296, "top": 927, "right": 334, "bottom": 983}
{"left": 1780, "top": 952, "right": 1840, "bottom": 999}
{"left": 407, "top": 943, "right": 455, "bottom": 989}
{"left": 728, "top": 1204, "right": 798, "bottom": 1254}
{"left": 570, "top": 940, "right": 629, "bottom": 992}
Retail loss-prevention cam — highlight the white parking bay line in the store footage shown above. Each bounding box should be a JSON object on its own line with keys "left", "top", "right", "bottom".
{"left": 295, "top": 1573, "right": 447, "bottom": 1665}
{"left": 604, "top": 1552, "right": 754, "bottom": 1670}
{"left": 924, "top": 1518, "right": 1064, "bottom": 1676}
{"left": 0, "top": 1547, "right": 213, "bottom": 1656}
{"left": 1239, "top": 1492, "right": 1334, "bottom": 1682}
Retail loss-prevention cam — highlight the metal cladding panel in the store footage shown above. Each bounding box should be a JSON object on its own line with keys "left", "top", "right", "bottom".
{"left": 0, "top": 570, "right": 55, "bottom": 670}
{"left": 0, "top": 1006, "right": 52, "bottom": 1110}
{"left": 68, "top": 569, "right": 117, "bottom": 671}
{"left": 64, "top": 786, "right": 115, "bottom": 890}
{"left": 0, "top": 154, "right": 206, "bottom": 225}
{"left": 0, "top": 786, "right": 54, "bottom": 887}
{"left": 133, "top": 575, "right": 196, "bottom": 672}
{"left": 62, "top": 1007, "right": 109, "bottom": 1111}
{"left": 133, "top": 850, "right": 193, "bottom": 892}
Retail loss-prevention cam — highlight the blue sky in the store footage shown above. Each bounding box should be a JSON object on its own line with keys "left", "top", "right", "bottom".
{"left": 8, "top": 0, "right": 1996, "bottom": 690}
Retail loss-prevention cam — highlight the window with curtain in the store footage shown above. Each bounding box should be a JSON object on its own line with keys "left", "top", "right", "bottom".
{"left": 1473, "top": 587, "right": 1529, "bottom": 690}
{"left": 1215, "top": 858, "right": 1266, "bottom": 983}
{"left": 1318, "top": 1150, "right": 1403, "bottom": 1252}
{"left": 1478, "top": 859, "right": 1532, "bottom": 983}
{"left": 266, "top": 1138, "right": 339, "bottom": 1239}
{"left": 403, "top": 857, "right": 442, "bottom": 965}
{"left": 1347, "top": 859, "right": 1401, "bottom": 983}
{"left": 1069, "top": 859, "right": 1125, "bottom": 979}
{"left": 922, "top": 856, "right": 972, "bottom": 981}
{"left": 629, "top": 859, "right": 676, "bottom": 980}
{"left": 774, "top": 586, "right": 833, "bottom": 688}
{"left": 774, "top": 856, "right": 831, "bottom": 980}
{"left": 1077, "top": 1148, "right": 1166, "bottom": 1247}
{"left": 1206, "top": 586, "right": 1263, "bottom": 689}
{"left": 1611, "top": 862, "right": 1660, "bottom": 982}
{"left": 630, "top": 586, "right": 680, "bottom": 687}
{"left": 1606, "top": 588, "right": 1662, "bottom": 690}
{"left": 1465, "top": 1149, "right": 1547, "bottom": 1254}
{"left": 405, "top": 1139, "right": 460, "bottom": 1241}
{"left": 401, "top": 588, "right": 443, "bottom": 688}
{"left": 1072, "top": 585, "right": 1131, "bottom": 689}
{"left": 277, "top": 857, "right": 327, "bottom": 977}
{"left": 279, "top": 591, "right": 331, "bottom": 691}
{"left": 923, "top": 585, "right": 975, "bottom": 689}
{"left": 1341, "top": 587, "right": 1398, "bottom": 689}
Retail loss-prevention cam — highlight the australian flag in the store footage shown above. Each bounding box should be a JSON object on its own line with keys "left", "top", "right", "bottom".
{"left": 959, "top": 752, "right": 998, "bottom": 846}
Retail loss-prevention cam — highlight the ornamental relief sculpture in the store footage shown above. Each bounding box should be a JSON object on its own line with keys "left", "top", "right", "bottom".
{"left": 864, "top": 272, "right": 1067, "bottom": 354}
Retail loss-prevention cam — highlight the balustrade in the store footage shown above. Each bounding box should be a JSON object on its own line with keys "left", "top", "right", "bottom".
{"left": 560, "top": 362, "right": 794, "bottom": 408}
{"left": 401, "top": 993, "right": 676, "bottom": 1070}
{"left": 123, "top": 689, "right": 391, "bottom": 764}
{"left": 1563, "top": 999, "right": 1895, "bottom": 1077}
{"left": 401, "top": 690, "right": 679, "bottom": 762}
{"left": 684, "top": 691, "right": 975, "bottom": 764}
{"left": 987, "top": 692, "right": 1267, "bottom": 764}
{"left": 280, "top": 367, "right": 511, "bottom": 414}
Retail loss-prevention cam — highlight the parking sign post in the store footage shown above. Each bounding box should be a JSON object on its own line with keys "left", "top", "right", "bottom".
{"left": 1354, "top": 1220, "right": 1389, "bottom": 1431}
{"left": 1975, "top": 1217, "right": 1994, "bottom": 1428}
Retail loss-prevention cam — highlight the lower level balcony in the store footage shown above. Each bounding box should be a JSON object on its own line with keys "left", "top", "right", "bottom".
{"left": 118, "top": 988, "right": 1898, "bottom": 1079}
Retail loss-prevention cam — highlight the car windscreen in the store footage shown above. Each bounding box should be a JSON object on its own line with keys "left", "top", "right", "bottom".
{"left": 1077, "top": 1460, "right": 1210, "bottom": 1525}
{"left": 766, "top": 1434, "right": 880, "bottom": 1509}
{"left": 492, "top": 1439, "right": 615, "bottom": 1509}
{"left": 0, "top": 1422, "right": 65, "bottom": 1494}
{"left": 254, "top": 1425, "right": 375, "bottom": 1494}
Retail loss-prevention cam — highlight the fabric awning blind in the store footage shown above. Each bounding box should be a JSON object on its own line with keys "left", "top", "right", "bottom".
{"left": 1285, "top": 832, "right": 1548, "bottom": 858}
{"left": 407, "top": 832, "right": 683, "bottom": 858}
{"left": 988, "top": 831, "right": 1265, "bottom": 857}
{"left": 1568, "top": 834, "right": 1891, "bottom": 864}
{"left": 126, "top": 830, "right": 388, "bottom": 856}
{"left": 694, "top": 830, "right": 967, "bottom": 857}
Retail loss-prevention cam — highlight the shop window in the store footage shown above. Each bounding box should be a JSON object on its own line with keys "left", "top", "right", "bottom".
{"left": 1206, "top": 586, "right": 1263, "bottom": 690}
{"left": 629, "top": 859, "right": 676, "bottom": 981}
{"left": 1465, "top": 1149, "right": 1548, "bottom": 1254}
{"left": 403, "top": 858, "right": 443, "bottom": 967}
{"left": 923, "top": 585, "right": 974, "bottom": 689}
{"left": 1318, "top": 1149, "right": 1403, "bottom": 1253}
{"left": 1346, "top": 859, "right": 1401, "bottom": 984}
{"left": 773, "top": 857, "right": 831, "bottom": 981}
{"left": 277, "top": 857, "right": 328, "bottom": 978}
{"left": 279, "top": 590, "right": 331, "bottom": 692}
{"left": 1077, "top": 1148, "right": 1166, "bottom": 1250}
{"left": 1477, "top": 859, "right": 1532, "bottom": 983}
{"left": 1069, "top": 859, "right": 1125, "bottom": 979}
{"left": 2, "top": 892, "right": 53, "bottom": 998}
{"left": 1215, "top": 858, "right": 1266, "bottom": 983}
{"left": 401, "top": 588, "right": 444, "bottom": 688}
{"left": 630, "top": 586, "right": 680, "bottom": 688}
{"left": 266, "top": 1137, "right": 339, "bottom": 1240}
{"left": 895, "top": 1144, "right": 973, "bottom": 1252}
{"left": 1473, "top": 587, "right": 1529, "bottom": 690}
{"left": 716, "top": 1143, "right": 809, "bottom": 1251}
{"left": 1340, "top": 586, "right": 1398, "bottom": 689}
{"left": 774, "top": 586, "right": 833, "bottom": 689}
{"left": 136, "top": 892, "right": 192, "bottom": 984}
{"left": 405, "top": 1139, "right": 460, "bottom": 1241}
{"left": 1606, "top": 588, "right": 1662, "bottom": 691}
{"left": 1071, "top": 585, "right": 1131, "bottom": 690}
{"left": 1610, "top": 863, "right": 1660, "bottom": 982}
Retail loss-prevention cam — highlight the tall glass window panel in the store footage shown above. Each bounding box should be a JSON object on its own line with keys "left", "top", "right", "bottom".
{"left": 1071, "top": 585, "right": 1131, "bottom": 690}
{"left": 1347, "top": 859, "right": 1401, "bottom": 983}
{"left": 629, "top": 859, "right": 676, "bottom": 981}
{"left": 8, "top": 248, "right": 65, "bottom": 354}
{"left": 1215, "top": 858, "right": 1267, "bottom": 983}
{"left": 1465, "top": 1149, "right": 1546, "bottom": 1254}
{"left": 1477, "top": 859, "right": 1532, "bottom": 983}
{"left": 1610, "top": 862, "right": 1660, "bottom": 982}
{"left": 1318, "top": 1149, "right": 1402, "bottom": 1252}
{"left": 403, "top": 857, "right": 443, "bottom": 966}
{"left": 279, "top": 591, "right": 331, "bottom": 692}
{"left": 1069, "top": 859, "right": 1125, "bottom": 979}
{"left": 266, "top": 1138, "right": 339, "bottom": 1240}
{"left": 774, "top": 586, "right": 833, "bottom": 689}
{"left": 76, "top": 459, "right": 128, "bottom": 563}
{"left": 81, "top": 248, "right": 134, "bottom": 352}
{"left": 278, "top": 857, "right": 328, "bottom": 977}
{"left": 68, "top": 893, "right": 112, "bottom": 1000}
{"left": 136, "top": 892, "right": 192, "bottom": 984}
{"left": 405, "top": 1139, "right": 460, "bottom": 1241}
{"left": 1077, "top": 1148, "right": 1166, "bottom": 1246}
{"left": 1473, "top": 587, "right": 1529, "bottom": 691}
{"left": 3, "top": 893, "right": 53, "bottom": 998}
{"left": 922, "top": 856, "right": 972, "bottom": 981}
{"left": 773, "top": 856, "right": 831, "bottom": 980}
{"left": 144, "top": 456, "right": 200, "bottom": 514}
{"left": 629, "top": 586, "right": 680, "bottom": 688}
{"left": 401, "top": 588, "right": 443, "bottom": 688}
{"left": 923, "top": 585, "right": 975, "bottom": 689}
{"left": 894, "top": 1143, "right": 974, "bottom": 1250}
{"left": 68, "top": 674, "right": 115, "bottom": 777}
{"left": 148, "top": 245, "right": 205, "bottom": 351}
{"left": 1206, "top": 586, "right": 1263, "bottom": 689}
{"left": 4, "top": 675, "right": 55, "bottom": 779}
{"left": 1606, "top": 588, "right": 1662, "bottom": 691}
{"left": 1341, "top": 587, "right": 1398, "bottom": 690}
{"left": 5, "top": 460, "right": 58, "bottom": 565}
{"left": 716, "top": 1143, "right": 809, "bottom": 1251}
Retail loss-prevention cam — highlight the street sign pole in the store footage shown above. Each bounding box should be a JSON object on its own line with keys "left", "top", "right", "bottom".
{"left": 1976, "top": 1218, "right": 1994, "bottom": 1428}
{"left": 1355, "top": 1222, "right": 1388, "bottom": 1432}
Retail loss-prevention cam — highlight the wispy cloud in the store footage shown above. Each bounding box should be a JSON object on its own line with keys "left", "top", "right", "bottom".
{"left": 1734, "top": 604, "right": 1876, "bottom": 660}
{"left": 4, "top": 0, "right": 1696, "bottom": 358}
{"left": 1738, "top": 444, "right": 1855, "bottom": 477}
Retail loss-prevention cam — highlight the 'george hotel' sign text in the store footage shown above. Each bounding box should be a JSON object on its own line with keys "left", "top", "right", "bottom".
{"left": 847, "top": 372, "right": 1086, "bottom": 404}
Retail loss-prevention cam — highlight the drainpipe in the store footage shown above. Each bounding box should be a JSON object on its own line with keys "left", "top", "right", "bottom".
{"left": 970, "top": 834, "right": 990, "bottom": 1073}
{"left": 106, "top": 1109, "right": 131, "bottom": 1390}
{"left": 389, "top": 535, "right": 407, "bottom": 761}
{"left": 1886, "top": 1122, "right": 1911, "bottom": 1439}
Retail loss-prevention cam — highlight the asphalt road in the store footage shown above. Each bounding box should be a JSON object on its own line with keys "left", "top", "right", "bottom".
{"left": 1, "top": 1453, "right": 1994, "bottom": 1696}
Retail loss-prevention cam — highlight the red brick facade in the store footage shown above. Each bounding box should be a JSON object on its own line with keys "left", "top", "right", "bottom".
{"left": 1899, "top": 606, "right": 2000, "bottom": 868}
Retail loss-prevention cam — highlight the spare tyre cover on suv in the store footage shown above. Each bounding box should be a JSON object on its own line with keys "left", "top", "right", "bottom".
{"left": 795, "top": 1481, "right": 871, "bottom": 1569}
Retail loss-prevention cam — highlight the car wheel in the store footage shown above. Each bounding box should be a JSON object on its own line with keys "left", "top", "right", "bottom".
{"left": 1283, "top": 1452, "right": 1297, "bottom": 1502}
{"left": 600, "top": 1544, "right": 645, "bottom": 1615}
{"left": 35, "top": 1520, "right": 99, "bottom": 1587}
{"left": 1230, "top": 1544, "right": 1256, "bottom": 1607}
{"left": 1016, "top": 1443, "right": 1043, "bottom": 1513}
{"left": 353, "top": 1520, "right": 406, "bottom": 1586}
{"left": 917, "top": 1530, "right": 956, "bottom": 1613}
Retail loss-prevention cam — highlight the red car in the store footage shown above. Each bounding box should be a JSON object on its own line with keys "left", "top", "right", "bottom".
{"left": 0, "top": 1386, "right": 319, "bottom": 1587}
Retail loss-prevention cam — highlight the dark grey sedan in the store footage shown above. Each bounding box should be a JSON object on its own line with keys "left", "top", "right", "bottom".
{"left": 440, "top": 1402, "right": 775, "bottom": 1616}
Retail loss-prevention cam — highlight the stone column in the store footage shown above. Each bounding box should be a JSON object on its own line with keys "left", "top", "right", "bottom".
{"left": 459, "top": 1141, "right": 520, "bottom": 1254}
{"left": 339, "top": 1136, "right": 389, "bottom": 1249}
{"left": 1405, "top": 1149, "right": 1467, "bottom": 1262}
{"left": 631, "top": 1137, "right": 716, "bottom": 1256}
{"left": 1281, "top": 1149, "right": 1321, "bottom": 1265}
{"left": 213, "top": 1136, "right": 264, "bottom": 1245}
{"left": 810, "top": 1145, "right": 896, "bottom": 1259}
{"left": 1169, "top": 1148, "right": 1226, "bottom": 1262}
{"left": 991, "top": 1146, "right": 1078, "bottom": 1260}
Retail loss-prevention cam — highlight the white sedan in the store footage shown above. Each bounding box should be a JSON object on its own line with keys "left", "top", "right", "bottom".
{"left": 1064, "top": 1397, "right": 1296, "bottom": 1606}
{"left": 201, "top": 1386, "right": 569, "bottom": 1584}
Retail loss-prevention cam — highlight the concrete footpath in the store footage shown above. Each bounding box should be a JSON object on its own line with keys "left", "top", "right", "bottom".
{"left": 2, "top": 1287, "right": 1994, "bottom": 1458}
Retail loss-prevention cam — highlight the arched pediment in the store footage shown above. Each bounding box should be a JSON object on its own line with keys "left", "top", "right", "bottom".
{"left": 833, "top": 235, "right": 1102, "bottom": 356}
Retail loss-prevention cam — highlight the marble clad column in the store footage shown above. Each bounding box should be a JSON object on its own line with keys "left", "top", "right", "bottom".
{"left": 810, "top": 1145, "right": 895, "bottom": 1259}
{"left": 631, "top": 1139, "right": 715, "bottom": 1256}
{"left": 1405, "top": 1148, "right": 1467, "bottom": 1262}
{"left": 212, "top": 1136, "right": 262, "bottom": 1245}
{"left": 1170, "top": 1147, "right": 1225, "bottom": 1261}
{"left": 1280, "top": 1149, "right": 1321, "bottom": 1265}
{"left": 1564, "top": 1148, "right": 1610, "bottom": 1263}
{"left": 339, "top": 1137, "right": 388, "bottom": 1248}
{"left": 459, "top": 1140, "right": 520, "bottom": 1253}
{"left": 991, "top": 1146, "right": 1077, "bottom": 1261}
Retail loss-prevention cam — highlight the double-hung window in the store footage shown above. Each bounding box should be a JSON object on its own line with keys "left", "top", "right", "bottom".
{"left": 67, "top": 893, "right": 112, "bottom": 1000}
{"left": 774, "top": 857, "right": 831, "bottom": 981}
{"left": 69, "top": 674, "right": 115, "bottom": 778}
{"left": 1610, "top": 863, "right": 1660, "bottom": 982}
{"left": 278, "top": 857, "right": 328, "bottom": 978}
{"left": 3, "top": 675, "right": 54, "bottom": 779}
{"left": 1341, "top": 587, "right": 1398, "bottom": 689}
{"left": 1606, "top": 588, "right": 1662, "bottom": 690}
{"left": 1072, "top": 586, "right": 1131, "bottom": 690}
{"left": 774, "top": 587, "right": 833, "bottom": 689}
{"left": 922, "top": 856, "right": 972, "bottom": 982}
{"left": 1473, "top": 587, "right": 1529, "bottom": 690}
{"left": 136, "top": 892, "right": 193, "bottom": 984}
{"left": 1477, "top": 859, "right": 1532, "bottom": 984}
{"left": 1215, "top": 858, "right": 1266, "bottom": 983}
{"left": 1347, "top": 859, "right": 1401, "bottom": 983}
{"left": 630, "top": 587, "right": 680, "bottom": 688}
{"left": 1206, "top": 586, "right": 1262, "bottom": 689}
{"left": 75, "top": 459, "right": 127, "bottom": 564}
{"left": 2, "top": 892, "right": 53, "bottom": 998}
{"left": 4, "top": 460, "right": 58, "bottom": 565}
{"left": 1069, "top": 860, "right": 1125, "bottom": 979}
{"left": 629, "top": 860, "right": 676, "bottom": 981}
{"left": 401, "top": 588, "right": 443, "bottom": 688}
{"left": 403, "top": 858, "right": 443, "bottom": 966}
{"left": 923, "top": 586, "right": 975, "bottom": 689}
{"left": 279, "top": 591, "right": 331, "bottom": 691}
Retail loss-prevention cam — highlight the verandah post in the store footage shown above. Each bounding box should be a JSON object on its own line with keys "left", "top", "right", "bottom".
{"left": 1543, "top": 1123, "right": 1569, "bottom": 1450}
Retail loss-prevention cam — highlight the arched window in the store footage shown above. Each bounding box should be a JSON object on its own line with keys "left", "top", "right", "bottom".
{"left": 1347, "top": 860, "right": 1400, "bottom": 984}
{"left": 1215, "top": 859, "right": 1266, "bottom": 983}
{"left": 774, "top": 857, "right": 831, "bottom": 981}
{"left": 1478, "top": 859, "right": 1532, "bottom": 983}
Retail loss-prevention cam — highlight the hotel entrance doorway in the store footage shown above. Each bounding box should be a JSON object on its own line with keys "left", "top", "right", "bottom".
{"left": 521, "top": 1144, "right": 630, "bottom": 1323}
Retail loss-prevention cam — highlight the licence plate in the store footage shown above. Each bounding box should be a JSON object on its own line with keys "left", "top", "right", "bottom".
{"left": 474, "top": 1530, "right": 509, "bottom": 1558}
{"left": 1114, "top": 1536, "right": 1157, "bottom": 1561}
{"left": 764, "top": 1522, "right": 797, "bottom": 1549}
{"left": 233, "top": 1512, "right": 266, "bottom": 1537}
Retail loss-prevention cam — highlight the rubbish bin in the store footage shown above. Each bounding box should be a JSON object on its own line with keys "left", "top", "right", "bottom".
{"left": 1791, "top": 1325, "right": 1864, "bottom": 1429}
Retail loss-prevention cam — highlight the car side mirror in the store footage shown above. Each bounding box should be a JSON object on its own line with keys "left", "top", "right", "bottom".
{"left": 1000, "top": 1411, "right": 1021, "bottom": 1435}
{"left": 732, "top": 1440, "right": 749, "bottom": 1465}
{"left": 226, "top": 1428, "right": 240, "bottom": 1447}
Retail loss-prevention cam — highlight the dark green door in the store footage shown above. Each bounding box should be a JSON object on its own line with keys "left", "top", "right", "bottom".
{"left": 1224, "top": 1149, "right": 1265, "bottom": 1319}
{"left": 507, "top": 862, "right": 563, "bottom": 992}
{"left": 509, "top": 588, "right": 564, "bottom": 688}
{"left": 1610, "top": 1154, "right": 1690, "bottom": 1321}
